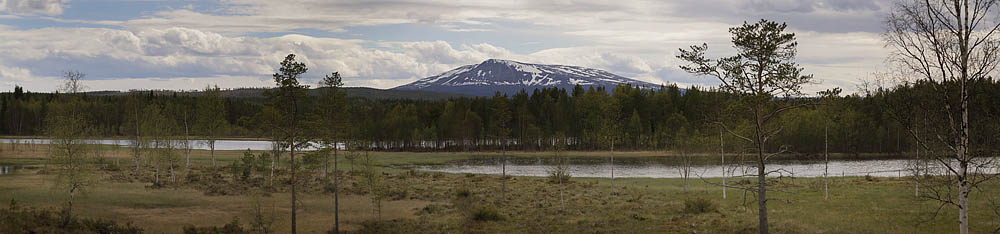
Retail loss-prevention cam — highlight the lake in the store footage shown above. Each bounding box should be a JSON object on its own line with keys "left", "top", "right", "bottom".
{"left": 0, "top": 138, "right": 329, "bottom": 151}
{"left": 415, "top": 157, "right": 961, "bottom": 178}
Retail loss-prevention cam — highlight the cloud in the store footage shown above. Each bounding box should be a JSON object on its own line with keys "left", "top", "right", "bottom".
{"left": 0, "top": 0, "right": 897, "bottom": 94}
{"left": 0, "top": 26, "right": 522, "bottom": 91}
{"left": 743, "top": 0, "right": 880, "bottom": 13}
{"left": 0, "top": 0, "right": 66, "bottom": 16}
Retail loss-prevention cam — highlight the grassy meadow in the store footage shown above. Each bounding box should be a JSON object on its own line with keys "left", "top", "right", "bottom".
{"left": 1, "top": 142, "right": 999, "bottom": 233}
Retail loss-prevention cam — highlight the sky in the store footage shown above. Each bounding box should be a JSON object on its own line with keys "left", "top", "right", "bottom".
{"left": 0, "top": 0, "right": 894, "bottom": 94}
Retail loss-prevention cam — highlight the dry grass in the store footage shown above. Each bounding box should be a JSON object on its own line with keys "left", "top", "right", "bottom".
{"left": 2, "top": 144, "right": 1000, "bottom": 233}
{"left": 0, "top": 168, "right": 435, "bottom": 233}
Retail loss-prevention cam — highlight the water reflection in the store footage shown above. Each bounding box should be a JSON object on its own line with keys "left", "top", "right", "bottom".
{"left": 0, "top": 165, "right": 16, "bottom": 175}
{"left": 416, "top": 157, "right": 959, "bottom": 178}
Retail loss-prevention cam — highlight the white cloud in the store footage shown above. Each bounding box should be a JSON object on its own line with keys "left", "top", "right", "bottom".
{"left": 0, "top": 0, "right": 900, "bottom": 94}
{"left": 0, "top": 0, "right": 66, "bottom": 16}
{"left": 0, "top": 26, "right": 522, "bottom": 91}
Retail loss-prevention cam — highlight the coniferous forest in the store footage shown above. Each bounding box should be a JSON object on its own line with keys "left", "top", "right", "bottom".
{"left": 4, "top": 80, "right": 999, "bottom": 155}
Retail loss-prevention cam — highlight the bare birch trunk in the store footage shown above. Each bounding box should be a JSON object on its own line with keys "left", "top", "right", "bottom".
{"left": 501, "top": 142, "right": 506, "bottom": 202}
{"left": 825, "top": 124, "right": 829, "bottom": 201}
{"left": 914, "top": 136, "right": 919, "bottom": 198}
{"left": 63, "top": 185, "right": 77, "bottom": 226}
{"left": 209, "top": 140, "right": 216, "bottom": 167}
{"left": 721, "top": 128, "right": 726, "bottom": 199}
{"left": 958, "top": 85, "right": 970, "bottom": 234}
{"left": 133, "top": 106, "right": 141, "bottom": 176}
{"left": 333, "top": 143, "right": 339, "bottom": 234}
{"left": 610, "top": 138, "right": 615, "bottom": 196}
{"left": 291, "top": 136, "right": 297, "bottom": 234}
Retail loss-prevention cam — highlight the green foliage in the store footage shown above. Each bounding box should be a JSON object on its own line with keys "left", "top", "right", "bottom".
{"left": 229, "top": 150, "right": 271, "bottom": 183}
{"left": 489, "top": 92, "right": 512, "bottom": 146}
{"left": 195, "top": 86, "right": 229, "bottom": 146}
{"left": 248, "top": 193, "right": 276, "bottom": 234}
{"left": 682, "top": 198, "right": 717, "bottom": 214}
{"left": 455, "top": 188, "right": 471, "bottom": 199}
{"left": 547, "top": 139, "right": 571, "bottom": 184}
{"left": 313, "top": 71, "right": 349, "bottom": 150}
{"left": 4, "top": 63, "right": 1000, "bottom": 156}
{"left": 678, "top": 19, "right": 812, "bottom": 99}
{"left": 45, "top": 96, "right": 96, "bottom": 191}
{"left": 360, "top": 149, "right": 383, "bottom": 220}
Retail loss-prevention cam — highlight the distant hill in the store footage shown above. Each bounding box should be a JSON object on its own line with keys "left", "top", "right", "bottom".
{"left": 84, "top": 87, "right": 472, "bottom": 100}
{"left": 393, "top": 59, "right": 661, "bottom": 96}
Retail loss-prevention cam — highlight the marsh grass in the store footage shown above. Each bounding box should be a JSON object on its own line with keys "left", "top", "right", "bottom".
{"left": 2, "top": 147, "right": 1000, "bottom": 233}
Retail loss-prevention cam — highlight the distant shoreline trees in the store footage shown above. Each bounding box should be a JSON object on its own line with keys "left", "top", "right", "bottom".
{"left": 7, "top": 80, "right": 1000, "bottom": 154}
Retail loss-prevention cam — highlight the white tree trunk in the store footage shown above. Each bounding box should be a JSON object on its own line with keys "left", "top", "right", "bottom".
{"left": 959, "top": 175, "right": 969, "bottom": 234}
{"left": 824, "top": 124, "right": 829, "bottom": 201}
{"left": 210, "top": 140, "right": 216, "bottom": 167}
{"left": 721, "top": 128, "right": 726, "bottom": 199}
{"left": 501, "top": 143, "right": 506, "bottom": 201}
{"left": 610, "top": 138, "right": 615, "bottom": 196}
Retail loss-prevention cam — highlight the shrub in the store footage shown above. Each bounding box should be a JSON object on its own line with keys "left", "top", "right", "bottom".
{"left": 682, "top": 198, "right": 717, "bottom": 214}
{"left": 0, "top": 206, "right": 143, "bottom": 234}
{"left": 183, "top": 217, "right": 249, "bottom": 234}
{"left": 547, "top": 156, "right": 571, "bottom": 184}
{"left": 470, "top": 206, "right": 504, "bottom": 221}
{"left": 547, "top": 169, "right": 571, "bottom": 184}
{"left": 386, "top": 189, "right": 408, "bottom": 200}
{"left": 455, "top": 188, "right": 471, "bottom": 199}
{"left": 403, "top": 169, "right": 422, "bottom": 178}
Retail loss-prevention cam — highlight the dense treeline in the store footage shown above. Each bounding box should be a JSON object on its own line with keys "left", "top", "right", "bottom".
{"left": 4, "top": 80, "right": 1000, "bottom": 154}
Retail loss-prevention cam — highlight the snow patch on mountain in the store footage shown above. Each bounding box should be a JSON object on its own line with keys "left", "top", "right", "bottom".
{"left": 393, "top": 59, "right": 659, "bottom": 96}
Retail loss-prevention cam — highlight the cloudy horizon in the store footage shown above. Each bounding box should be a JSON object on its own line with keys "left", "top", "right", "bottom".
{"left": 0, "top": 0, "right": 893, "bottom": 94}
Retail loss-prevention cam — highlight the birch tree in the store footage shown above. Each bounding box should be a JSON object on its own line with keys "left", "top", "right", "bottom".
{"left": 125, "top": 94, "right": 145, "bottom": 176}
{"left": 141, "top": 105, "right": 176, "bottom": 187}
{"left": 47, "top": 76, "right": 93, "bottom": 226}
{"left": 196, "top": 85, "right": 228, "bottom": 167}
{"left": 58, "top": 70, "right": 86, "bottom": 94}
{"left": 817, "top": 88, "right": 842, "bottom": 201}
{"left": 883, "top": 1, "right": 1000, "bottom": 233}
{"left": 677, "top": 19, "right": 814, "bottom": 234}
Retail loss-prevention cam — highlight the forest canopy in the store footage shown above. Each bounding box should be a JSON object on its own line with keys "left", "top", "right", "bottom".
{"left": 3, "top": 81, "right": 999, "bottom": 155}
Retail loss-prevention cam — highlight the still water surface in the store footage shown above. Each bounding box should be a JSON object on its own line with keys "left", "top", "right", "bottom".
{"left": 1, "top": 138, "right": 321, "bottom": 151}
{"left": 416, "top": 157, "right": 958, "bottom": 178}
{"left": 0, "top": 165, "right": 16, "bottom": 175}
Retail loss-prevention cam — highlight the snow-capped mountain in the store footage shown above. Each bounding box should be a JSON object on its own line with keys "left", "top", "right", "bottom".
{"left": 392, "top": 59, "right": 660, "bottom": 96}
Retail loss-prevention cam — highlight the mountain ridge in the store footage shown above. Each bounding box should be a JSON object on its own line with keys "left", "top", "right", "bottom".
{"left": 393, "top": 59, "right": 661, "bottom": 96}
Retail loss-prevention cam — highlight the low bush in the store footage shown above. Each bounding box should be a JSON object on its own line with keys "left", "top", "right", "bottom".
{"left": 0, "top": 205, "right": 143, "bottom": 234}
{"left": 455, "top": 188, "right": 471, "bottom": 199}
{"left": 682, "top": 198, "right": 717, "bottom": 214}
{"left": 183, "top": 217, "right": 249, "bottom": 234}
{"left": 470, "top": 206, "right": 504, "bottom": 222}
